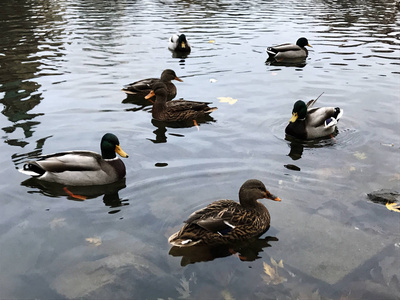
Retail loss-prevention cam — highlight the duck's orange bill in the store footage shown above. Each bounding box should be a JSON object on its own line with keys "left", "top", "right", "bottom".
{"left": 175, "top": 76, "right": 183, "bottom": 82}
{"left": 145, "top": 90, "right": 155, "bottom": 99}
{"left": 273, "top": 197, "right": 281, "bottom": 202}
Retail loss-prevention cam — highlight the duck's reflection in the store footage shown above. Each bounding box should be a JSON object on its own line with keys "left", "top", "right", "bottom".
{"left": 285, "top": 133, "right": 338, "bottom": 161}
{"left": 265, "top": 57, "right": 307, "bottom": 68}
{"left": 122, "top": 94, "right": 153, "bottom": 111}
{"left": 21, "top": 178, "right": 127, "bottom": 212}
{"left": 169, "top": 236, "right": 278, "bottom": 266}
{"left": 149, "top": 117, "right": 216, "bottom": 144}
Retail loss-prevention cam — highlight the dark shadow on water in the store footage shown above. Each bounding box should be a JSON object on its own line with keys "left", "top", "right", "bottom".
{"left": 21, "top": 178, "right": 128, "bottom": 213}
{"left": 149, "top": 116, "right": 216, "bottom": 143}
{"left": 170, "top": 49, "right": 190, "bottom": 59}
{"left": 169, "top": 236, "right": 278, "bottom": 266}
{"left": 265, "top": 57, "right": 307, "bottom": 68}
{"left": 122, "top": 94, "right": 154, "bottom": 111}
{"left": 285, "top": 131, "right": 339, "bottom": 161}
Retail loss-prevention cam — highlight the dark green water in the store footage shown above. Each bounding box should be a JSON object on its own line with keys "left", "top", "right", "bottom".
{"left": 1, "top": 0, "right": 399, "bottom": 299}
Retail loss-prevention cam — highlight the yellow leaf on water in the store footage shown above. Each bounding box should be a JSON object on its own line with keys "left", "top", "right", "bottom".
{"left": 277, "top": 259, "right": 284, "bottom": 268}
{"left": 85, "top": 237, "right": 102, "bottom": 246}
{"left": 49, "top": 218, "right": 66, "bottom": 230}
{"left": 390, "top": 173, "right": 400, "bottom": 181}
{"left": 209, "top": 39, "right": 216, "bottom": 43}
{"left": 354, "top": 151, "right": 367, "bottom": 160}
{"left": 270, "top": 257, "right": 278, "bottom": 267}
{"left": 386, "top": 202, "right": 400, "bottom": 213}
{"left": 218, "top": 97, "right": 238, "bottom": 105}
{"left": 263, "top": 262, "right": 276, "bottom": 278}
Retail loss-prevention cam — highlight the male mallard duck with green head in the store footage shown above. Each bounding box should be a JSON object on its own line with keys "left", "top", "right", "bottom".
{"left": 19, "top": 133, "right": 129, "bottom": 186}
{"left": 168, "top": 34, "right": 191, "bottom": 52}
{"left": 267, "top": 37, "right": 312, "bottom": 61}
{"left": 285, "top": 98, "right": 344, "bottom": 140}
{"left": 122, "top": 69, "right": 183, "bottom": 101}
{"left": 145, "top": 82, "right": 217, "bottom": 122}
{"left": 168, "top": 179, "right": 281, "bottom": 247}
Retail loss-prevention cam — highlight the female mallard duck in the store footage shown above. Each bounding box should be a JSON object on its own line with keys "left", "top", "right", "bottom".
{"left": 122, "top": 69, "right": 183, "bottom": 101}
{"left": 168, "top": 179, "right": 281, "bottom": 247}
{"left": 267, "top": 37, "right": 312, "bottom": 61}
{"left": 145, "top": 82, "right": 217, "bottom": 122}
{"left": 285, "top": 98, "right": 344, "bottom": 140}
{"left": 19, "top": 133, "right": 129, "bottom": 186}
{"left": 168, "top": 34, "right": 191, "bottom": 52}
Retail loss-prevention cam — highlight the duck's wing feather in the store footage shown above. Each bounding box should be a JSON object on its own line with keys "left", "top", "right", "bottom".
{"left": 307, "top": 107, "right": 337, "bottom": 128}
{"left": 268, "top": 43, "right": 300, "bottom": 53}
{"left": 184, "top": 200, "right": 242, "bottom": 234}
{"left": 122, "top": 77, "right": 158, "bottom": 94}
{"left": 27, "top": 151, "right": 102, "bottom": 173}
{"left": 167, "top": 100, "right": 213, "bottom": 112}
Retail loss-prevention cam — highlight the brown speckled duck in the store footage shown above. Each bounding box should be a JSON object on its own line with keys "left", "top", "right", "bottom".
{"left": 168, "top": 179, "right": 281, "bottom": 247}
{"left": 145, "top": 82, "right": 217, "bottom": 122}
{"left": 122, "top": 69, "right": 182, "bottom": 101}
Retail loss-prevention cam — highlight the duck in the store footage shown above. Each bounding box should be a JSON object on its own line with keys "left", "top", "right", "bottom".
{"left": 266, "top": 37, "right": 312, "bottom": 61}
{"left": 145, "top": 82, "right": 217, "bottom": 122}
{"left": 168, "top": 34, "right": 191, "bottom": 52}
{"left": 285, "top": 98, "right": 344, "bottom": 140}
{"left": 19, "top": 133, "right": 129, "bottom": 186}
{"left": 122, "top": 69, "right": 183, "bottom": 101}
{"left": 168, "top": 179, "right": 281, "bottom": 247}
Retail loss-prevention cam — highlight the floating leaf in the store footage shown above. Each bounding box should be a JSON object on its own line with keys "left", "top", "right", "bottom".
{"left": 386, "top": 202, "right": 400, "bottom": 213}
{"left": 390, "top": 173, "right": 400, "bottom": 181}
{"left": 85, "top": 237, "right": 102, "bottom": 246}
{"left": 209, "top": 78, "right": 218, "bottom": 83}
{"left": 262, "top": 259, "right": 287, "bottom": 285}
{"left": 221, "top": 289, "right": 235, "bottom": 300}
{"left": 353, "top": 151, "right": 367, "bottom": 160}
{"left": 176, "top": 275, "right": 191, "bottom": 299}
{"left": 209, "top": 39, "right": 216, "bottom": 43}
{"left": 277, "top": 259, "right": 284, "bottom": 268}
{"left": 218, "top": 97, "right": 238, "bottom": 105}
{"left": 49, "top": 218, "right": 66, "bottom": 230}
{"left": 263, "top": 261, "right": 276, "bottom": 278}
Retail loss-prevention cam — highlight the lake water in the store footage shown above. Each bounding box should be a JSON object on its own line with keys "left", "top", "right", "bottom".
{"left": 1, "top": 0, "right": 399, "bottom": 299}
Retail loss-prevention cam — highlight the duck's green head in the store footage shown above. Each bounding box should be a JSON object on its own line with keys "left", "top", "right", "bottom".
{"left": 290, "top": 100, "right": 307, "bottom": 122}
{"left": 101, "top": 133, "right": 129, "bottom": 159}
{"left": 178, "top": 34, "right": 188, "bottom": 49}
{"left": 296, "top": 37, "right": 312, "bottom": 48}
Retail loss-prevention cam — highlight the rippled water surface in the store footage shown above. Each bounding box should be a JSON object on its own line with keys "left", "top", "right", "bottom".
{"left": 1, "top": 0, "right": 399, "bottom": 299}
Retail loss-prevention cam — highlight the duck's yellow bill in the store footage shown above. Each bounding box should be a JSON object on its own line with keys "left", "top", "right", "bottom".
{"left": 115, "top": 145, "right": 129, "bottom": 158}
{"left": 145, "top": 90, "right": 155, "bottom": 99}
{"left": 181, "top": 42, "right": 186, "bottom": 48}
{"left": 307, "top": 43, "right": 312, "bottom": 48}
{"left": 289, "top": 112, "right": 298, "bottom": 123}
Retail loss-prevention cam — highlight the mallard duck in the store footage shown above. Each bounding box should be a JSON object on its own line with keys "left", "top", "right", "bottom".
{"left": 267, "top": 37, "right": 312, "bottom": 61}
{"left": 168, "top": 179, "right": 281, "bottom": 247}
{"left": 122, "top": 69, "right": 183, "bottom": 101}
{"left": 285, "top": 98, "right": 344, "bottom": 140}
{"left": 145, "top": 82, "right": 217, "bottom": 122}
{"left": 168, "top": 34, "right": 191, "bottom": 52}
{"left": 19, "top": 133, "right": 129, "bottom": 186}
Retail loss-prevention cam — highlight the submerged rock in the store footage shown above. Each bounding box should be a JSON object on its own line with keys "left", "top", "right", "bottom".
{"left": 367, "top": 189, "right": 400, "bottom": 204}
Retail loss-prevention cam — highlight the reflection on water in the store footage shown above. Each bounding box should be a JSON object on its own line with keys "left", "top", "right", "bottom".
{"left": 1, "top": 0, "right": 400, "bottom": 299}
{"left": 169, "top": 236, "right": 278, "bottom": 266}
{"left": 21, "top": 178, "right": 127, "bottom": 213}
